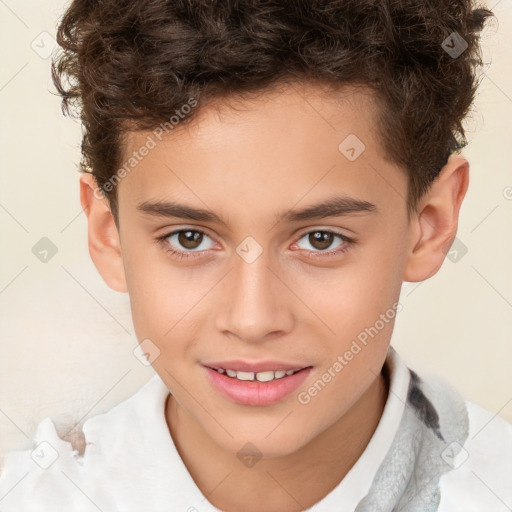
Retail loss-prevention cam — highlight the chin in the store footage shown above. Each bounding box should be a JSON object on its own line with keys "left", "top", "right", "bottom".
{"left": 211, "top": 429, "right": 312, "bottom": 461}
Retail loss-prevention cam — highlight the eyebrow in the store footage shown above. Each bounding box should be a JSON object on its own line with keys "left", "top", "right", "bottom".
{"left": 136, "top": 195, "right": 378, "bottom": 227}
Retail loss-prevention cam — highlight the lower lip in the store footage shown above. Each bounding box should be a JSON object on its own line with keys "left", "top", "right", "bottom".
{"left": 203, "top": 366, "right": 312, "bottom": 406}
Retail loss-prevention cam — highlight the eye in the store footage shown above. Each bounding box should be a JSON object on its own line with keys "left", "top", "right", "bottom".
{"left": 156, "top": 229, "right": 215, "bottom": 259}
{"left": 293, "top": 229, "right": 354, "bottom": 257}
{"left": 156, "top": 227, "right": 355, "bottom": 261}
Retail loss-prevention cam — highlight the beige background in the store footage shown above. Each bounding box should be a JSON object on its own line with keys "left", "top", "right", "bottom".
{"left": 0, "top": 0, "right": 511, "bottom": 454}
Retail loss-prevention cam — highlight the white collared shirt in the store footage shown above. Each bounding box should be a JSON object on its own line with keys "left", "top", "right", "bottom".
{"left": 1, "top": 346, "right": 511, "bottom": 511}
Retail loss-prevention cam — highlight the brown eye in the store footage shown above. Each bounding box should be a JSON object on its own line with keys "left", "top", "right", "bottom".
{"left": 293, "top": 229, "right": 353, "bottom": 257}
{"left": 177, "top": 230, "right": 203, "bottom": 250}
{"left": 159, "top": 229, "right": 215, "bottom": 256}
{"left": 308, "top": 231, "right": 335, "bottom": 251}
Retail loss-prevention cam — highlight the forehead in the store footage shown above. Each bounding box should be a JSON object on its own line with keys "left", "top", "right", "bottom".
{"left": 118, "top": 82, "right": 405, "bottom": 223}
{"left": 124, "top": 81, "right": 380, "bottom": 150}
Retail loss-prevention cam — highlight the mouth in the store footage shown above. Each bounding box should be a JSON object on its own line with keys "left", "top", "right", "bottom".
{"left": 202, "top": 364, "right": 313, "bottom": 406}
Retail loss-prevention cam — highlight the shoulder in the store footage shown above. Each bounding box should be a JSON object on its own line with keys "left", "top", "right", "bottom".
{"left": 437, "top": 398, "right": 512, "bottom": 512}
{"left": 405, "top": 364, "right": 512, "bottom": 512}
{"left": 365, "top": 348, "right": 512, "bottom": 512}
{"left": 0, "top": 416, "right": 91, "bottom": 510}
{"left": 0, "top": 374, "right": 170, "bottom": 511}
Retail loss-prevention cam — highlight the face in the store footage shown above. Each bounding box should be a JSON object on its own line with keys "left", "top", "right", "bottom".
{"left": 114, "top": 82, "right": 412, "bottom": 457}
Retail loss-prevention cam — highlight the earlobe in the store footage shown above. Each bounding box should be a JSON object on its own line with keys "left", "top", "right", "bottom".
{"left": 403, "top": 155, "right": 469, "bottom": 282}
{"left": 79, "top": 173, "right": 128, "bottom": 293}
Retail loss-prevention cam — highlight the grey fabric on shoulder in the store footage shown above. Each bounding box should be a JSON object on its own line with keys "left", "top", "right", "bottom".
{"left": 355, "top": 367, "right": 469, "bottom": 512}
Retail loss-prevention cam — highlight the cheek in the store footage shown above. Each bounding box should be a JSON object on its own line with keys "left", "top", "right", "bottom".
{"left": 306, "top": 238, "right": 403, "bottom": 373}
{"left": 317, "top": 260, "right": 400, "bottom": 336}
{"left": 124, "top": 249, "right": 220, "bottom": 374}
{"left": 124, "top": 249, "right": 193, "bottom": 342}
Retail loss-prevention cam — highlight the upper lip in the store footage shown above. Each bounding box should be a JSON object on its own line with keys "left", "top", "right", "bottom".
{"left": 203, "top": 360, "right": 311, "bottom": 373}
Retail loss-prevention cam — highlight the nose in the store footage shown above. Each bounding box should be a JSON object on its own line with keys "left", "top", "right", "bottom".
{"left": 214, "top": 249, "right": 294, "bottom": 343}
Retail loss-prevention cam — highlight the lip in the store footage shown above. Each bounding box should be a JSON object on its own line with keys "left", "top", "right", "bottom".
{"left": 203, "top": 365, "right": 313, "bottom": 406}
{"left": 202, "top": 360, "right": 309, "bottom": 373}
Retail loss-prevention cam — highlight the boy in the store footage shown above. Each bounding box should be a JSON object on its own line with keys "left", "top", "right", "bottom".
{"left": 1, "top": 0, "right": 511, "bottom": 511}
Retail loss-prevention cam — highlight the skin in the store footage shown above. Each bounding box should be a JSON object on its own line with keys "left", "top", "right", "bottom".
{"left": 79, "top": 81, "right": 469, "bottom": 512}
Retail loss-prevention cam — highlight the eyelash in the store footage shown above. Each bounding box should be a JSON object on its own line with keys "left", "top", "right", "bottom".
{"left": 155, "top": 228, "right": 355, "bottom": 261}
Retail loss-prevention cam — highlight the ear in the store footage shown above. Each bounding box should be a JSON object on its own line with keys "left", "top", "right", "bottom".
{"left": 403, "top": 155, "right": 469, "bottom": 282}
{"left": 79, "top": 173, "right": 128, "bottom": 293}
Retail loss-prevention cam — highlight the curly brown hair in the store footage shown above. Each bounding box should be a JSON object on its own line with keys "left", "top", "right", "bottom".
{"left": 51, "top": 0, "right": 494, "bottom": 225}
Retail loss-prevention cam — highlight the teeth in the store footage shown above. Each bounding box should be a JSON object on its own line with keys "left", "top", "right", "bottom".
{"left": 255, "top": 371, "right": 275, "bottom": 382}
{"left": 235, "top": 371, "right": 255, "bottom": 381}
{"left": 219, "top": 368, "right": 302, "bottom": 382}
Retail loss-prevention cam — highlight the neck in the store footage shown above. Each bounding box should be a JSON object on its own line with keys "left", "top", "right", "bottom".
{"left": 165, "top": 368, "right": 389, "bottom": 512}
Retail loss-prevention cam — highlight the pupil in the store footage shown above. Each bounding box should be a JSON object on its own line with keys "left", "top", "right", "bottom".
{"left": 179, "top": 230, "right": 202, "bottom": 249}
{"left": 310, "top": 231, "right": 333, "bottom": 250}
